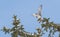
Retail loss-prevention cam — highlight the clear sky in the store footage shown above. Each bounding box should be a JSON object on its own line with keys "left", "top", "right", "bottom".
{"left": 0, "top": 0, "right": 60, "bottom": 37}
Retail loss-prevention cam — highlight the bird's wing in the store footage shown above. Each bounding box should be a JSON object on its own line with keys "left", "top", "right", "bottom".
{"left": 38, "top": 5, "right": 42, "bottom": 16}
{"left": 33, "top": 5, "right": 42, "bottom": 18}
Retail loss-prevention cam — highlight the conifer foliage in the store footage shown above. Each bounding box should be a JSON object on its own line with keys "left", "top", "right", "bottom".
{"left": 1, "top": 5, "right": 60, "bottom": 37}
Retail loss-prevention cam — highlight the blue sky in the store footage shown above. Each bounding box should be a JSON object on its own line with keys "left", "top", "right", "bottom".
{"left": 0, "top": 0, "right": 60, "bottom": 37}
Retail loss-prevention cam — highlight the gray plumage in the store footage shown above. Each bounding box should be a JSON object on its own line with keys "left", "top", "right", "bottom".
{"left": 33, "top": 5, "right": 43, "bottom": 22}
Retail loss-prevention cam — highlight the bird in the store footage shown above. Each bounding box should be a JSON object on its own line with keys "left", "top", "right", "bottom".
{"left": 33, "top": 5, "right": 43, "bottom": 23}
